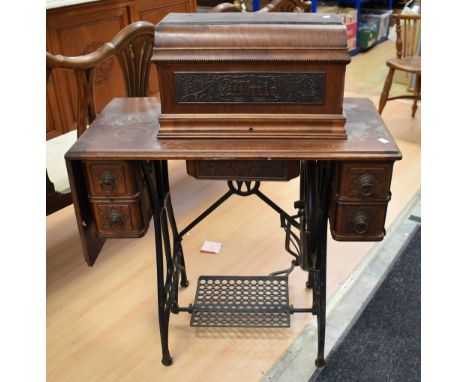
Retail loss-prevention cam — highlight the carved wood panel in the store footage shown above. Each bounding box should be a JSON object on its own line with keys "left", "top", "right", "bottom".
{"left": 336, "top": 162, "right": 393, "bottom": 201}
{"left": 94, "top": 203, "right": 137, "bottom": 234}
{"left": 175, "top": 72, "right": 325, "bottom": 104}
{"left": 186, "top": 159, "right": 300, "bottom": 181}
{"left": 84, "top": 161, "right": 139, "bottom": 197}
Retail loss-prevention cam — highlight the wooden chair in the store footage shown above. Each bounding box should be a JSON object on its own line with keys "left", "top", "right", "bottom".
{"left": 379, "top": 14, "right": 421, "bottom": 116}
{"left": 46, "top": 21, "right": 155, "bottom": 215}
{"left": 211, "top": 0, "right": 311, "bottom": 13}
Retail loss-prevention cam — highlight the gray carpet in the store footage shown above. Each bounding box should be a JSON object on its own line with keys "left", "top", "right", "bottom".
{"left": 311, "top": 225, "right": 421, "bottom": 382}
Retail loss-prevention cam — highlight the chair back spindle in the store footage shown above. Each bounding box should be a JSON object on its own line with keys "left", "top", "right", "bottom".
{"left": 394, "top": 14, "right": 421, "bottom": 59}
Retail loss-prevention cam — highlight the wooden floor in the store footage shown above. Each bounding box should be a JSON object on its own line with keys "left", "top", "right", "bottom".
{"left": 46, "top": 40, "right": 421, "bottom": 382}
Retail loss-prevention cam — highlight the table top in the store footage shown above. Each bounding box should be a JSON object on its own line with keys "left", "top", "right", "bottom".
{"left": 65, "top": 97, "right": 402, "bottom": 161}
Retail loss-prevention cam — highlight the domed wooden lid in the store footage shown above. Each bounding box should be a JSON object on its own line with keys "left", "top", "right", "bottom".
{"left": 152, "top": 13, "right": 350, "bottom": 63}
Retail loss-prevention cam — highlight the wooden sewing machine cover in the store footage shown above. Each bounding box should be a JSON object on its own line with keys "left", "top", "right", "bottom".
{"left": 151, "top": 13, "right": 350, "bottom": 139}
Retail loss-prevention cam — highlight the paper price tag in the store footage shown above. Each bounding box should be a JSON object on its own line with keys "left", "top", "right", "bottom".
{"left": 201, "top": 241, "right": 222, "bottom": 254}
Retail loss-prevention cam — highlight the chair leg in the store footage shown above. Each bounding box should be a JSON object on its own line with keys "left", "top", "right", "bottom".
{"left": 412, "top": 74, "right": 421, "bottom": 118}
{"left": 379, "top": 68, "right": 395, "bottom": 115}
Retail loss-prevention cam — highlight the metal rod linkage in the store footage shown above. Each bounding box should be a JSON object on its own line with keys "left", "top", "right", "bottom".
{"left": 179, "top": 190, "right": 234, "bottom": 238}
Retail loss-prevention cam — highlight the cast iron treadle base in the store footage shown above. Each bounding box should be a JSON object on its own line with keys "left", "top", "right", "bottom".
{"left": 190, "top": 275, "right": 290, "bottom": 328}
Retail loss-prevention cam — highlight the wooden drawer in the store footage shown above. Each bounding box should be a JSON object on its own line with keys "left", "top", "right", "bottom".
{"left": 334, "top": 161, "right": 393, "bottom": 201}
{"left": 329, "top": 200, "right": 388, "bottom": 241}
{"left": 91, "top": 196, "right": 151, "bottom": 238}
{"left": 83, "top": 161, "right": 139, "bottom": 197}
{"left": 186, "top": 160, "right": 300, "bottom": 181}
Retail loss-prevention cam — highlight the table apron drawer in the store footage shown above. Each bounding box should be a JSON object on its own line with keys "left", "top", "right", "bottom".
{"left": 186, "top": 160, "right": 300, "bottom": 181}
{"left": 329, "top": 200, "right": 389, "bottom": 241}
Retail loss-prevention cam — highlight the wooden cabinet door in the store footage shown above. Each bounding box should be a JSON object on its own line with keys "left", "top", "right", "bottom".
{"left": 47, "top": 5, "right": 131, "bottom": 135}
{"left": 46, "top": 72, "right": 65, "bottom": 140}
{"left": 136, "top": 0, "right": 197, "bottom": 95}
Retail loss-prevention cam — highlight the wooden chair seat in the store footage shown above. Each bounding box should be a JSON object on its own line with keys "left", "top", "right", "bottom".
{"left": 387, "top": 56, "right": 421, "bottom": 74}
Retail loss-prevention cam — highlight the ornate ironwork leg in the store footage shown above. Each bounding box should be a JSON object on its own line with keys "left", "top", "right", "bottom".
{"left": 298, "top": 163, "right": 312, "bottom": 290}
{"left": 140, "top": 160, "right": 190, "bottom": 366}
{"left": 301, "top": 161, "right": 319, "bottom": 311}
{"left": 139, "top": 158, "right": 332, "bottom": 366}
{"left": 166, "top": 193, "right": 189, "bottom": 288}
{"left": 159, "top": 161, "right": 189, "bottom": 288}
{"left": 315, "top": 161, "right": 333, "bottom": 368}
{"left": 141, "top": 160, "right": 172, "bottom": 365}
{"left": 300, "top": 160, "right": 333, "bottom": 368}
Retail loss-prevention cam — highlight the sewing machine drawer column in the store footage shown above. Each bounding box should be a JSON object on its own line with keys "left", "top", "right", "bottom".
{"left": 329, "top": 161, "right": 395, "bottom": 241}
{"left": 82, "top": 161, "right": 151, "bottom": 238}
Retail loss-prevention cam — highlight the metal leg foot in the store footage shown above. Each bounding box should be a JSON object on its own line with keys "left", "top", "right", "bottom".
{"left": 315, "top": 357, "right": 326, "bottom": 368}
{"left": 180, "top": 277, "right": 189, "bottom": 288}
{"left": 316, "top": 304, "right": 326, "bottom": 369}
{"left": 162, "top": 353, "right": 173, "bottom": 366}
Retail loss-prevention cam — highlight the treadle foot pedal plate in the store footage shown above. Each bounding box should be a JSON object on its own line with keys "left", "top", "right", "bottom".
{"left": 190, "top": 275, "right": 290, "bottom": 328}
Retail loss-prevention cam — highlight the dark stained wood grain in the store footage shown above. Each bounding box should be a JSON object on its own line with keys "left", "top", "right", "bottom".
{"left": 329, "top": 199, "right": 389, "bottom": 241}
{"left": 65, "top": 97, "right": 402, "bottom": 262}
{"left": 152, "top": 13, "right": 350, "bottom": 139}
{"left": 83, "top": 160, "right": 152, "bottom": 238}
{"left": 66, "top": 159, "right": 105, "bottom": 266}
{"left": 65, "top": 97, "right": 402, "bottom": 161}
{"left": 333, "top": 161, "right": 393, "bottom": 201}
{"left": 83, "top": 161, "right": 140, "bottom": 197}
{"left": 328, "top": 160, "right": 395, "bottom": 241}
{"left": 186, "top": 159, "right": 300, "bottom": 181}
